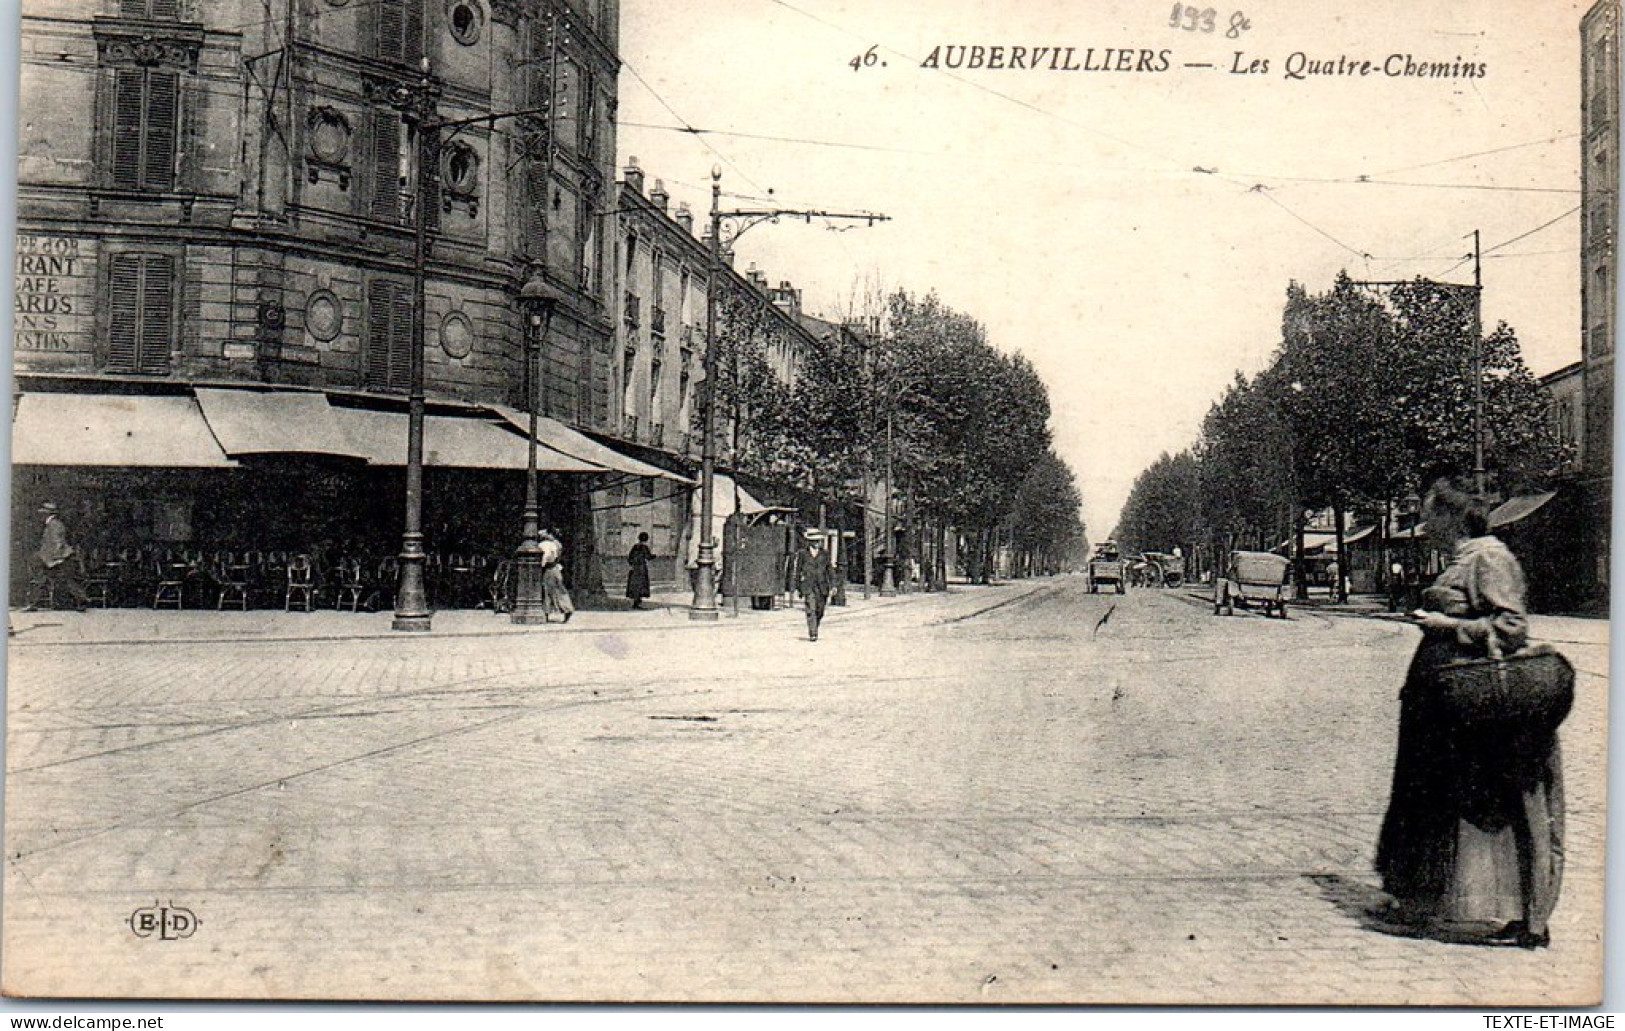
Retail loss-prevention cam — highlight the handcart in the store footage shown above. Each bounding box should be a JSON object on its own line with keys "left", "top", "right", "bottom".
{"left": 1214, "top": 550, "right": 1290, "bottom": 618}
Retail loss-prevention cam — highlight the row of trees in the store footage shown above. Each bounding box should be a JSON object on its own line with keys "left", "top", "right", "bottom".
{"left": 699, "top": 286, "right": 1089, "bottom": 583}
{"left": 1116, "top": 273, "right": 1567, "bottom": 595}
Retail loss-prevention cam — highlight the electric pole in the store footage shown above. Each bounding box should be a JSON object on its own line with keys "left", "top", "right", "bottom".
{"left": 689, "top": 169, "right": 889, "bottom": 620}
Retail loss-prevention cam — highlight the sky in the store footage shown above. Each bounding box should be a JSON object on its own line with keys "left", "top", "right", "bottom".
{"left": 614, "top": 0, "right": 1589, "bottom": 539}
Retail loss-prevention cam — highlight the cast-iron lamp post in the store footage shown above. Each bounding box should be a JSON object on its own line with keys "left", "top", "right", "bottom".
{"left": 512, "top": 276, "right": 564, "bottom": 624}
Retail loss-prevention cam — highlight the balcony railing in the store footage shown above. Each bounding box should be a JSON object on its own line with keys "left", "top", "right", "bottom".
{"left": 623, "top": 414, "right": 639, "bottom": 441}
{"left": 623, "top": 291, "right": 641, "bottom": 327}
{"left": 649, "top": 422, "right": 665, "bottom": 447}
{"left": 650, "top": 305, "right": 666, "bottom": 337}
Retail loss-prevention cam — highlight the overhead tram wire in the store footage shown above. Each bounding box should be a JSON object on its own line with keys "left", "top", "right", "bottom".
{"left": 1371, "top": 133, "right": 1580, "bottom": 178}
{"left": 1245, "top": 185, "right": 1372, "bottom": 262}
{"left": 619, "top": 58, "right": 771, "bottom": 197}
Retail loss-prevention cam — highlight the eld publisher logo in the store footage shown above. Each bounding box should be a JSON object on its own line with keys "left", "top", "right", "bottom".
{"left": 127, "top": 902, "right": 199, "bottom": 941}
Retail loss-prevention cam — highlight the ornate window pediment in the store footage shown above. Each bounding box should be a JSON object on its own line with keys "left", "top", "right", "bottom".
{"left": 92, "top": 19, "right": 204, "bottom": 73}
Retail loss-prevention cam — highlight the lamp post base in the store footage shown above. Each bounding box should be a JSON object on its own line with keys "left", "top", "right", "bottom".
{"left": 690, "top": 553, "right": 720, "bottom": 621}
{"left": 392, "top": 544, "right": 433, "bottom": 632}
{"left": 879, "top": 559, "right": 897, "bottom": 597}
{"left": 512, "top": 543, "right": 548, "bottom": 625}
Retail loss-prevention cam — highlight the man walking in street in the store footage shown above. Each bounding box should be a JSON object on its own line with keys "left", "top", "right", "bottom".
{"left": 539, "top": 528, "right": 574, "bottom": 623}
{"left": 33, "top": 502, "right": 88, "bottom": 611}
{"left": 797, "top": 528, "right": 834, "bottom": 641}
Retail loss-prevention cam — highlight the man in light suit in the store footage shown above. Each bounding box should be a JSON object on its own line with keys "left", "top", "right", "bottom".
{"left": 797, "top": 529, "right": 834, "bottom": 641}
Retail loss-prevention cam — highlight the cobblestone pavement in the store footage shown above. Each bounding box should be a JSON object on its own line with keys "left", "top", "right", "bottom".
{"left": 1, "top": 580, "right": 1608, "bottom": 1004}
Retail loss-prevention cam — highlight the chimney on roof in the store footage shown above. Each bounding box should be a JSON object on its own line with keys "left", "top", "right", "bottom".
{"left": 649, "top": 178, "right": 669, "bottom": 212}
{"left": 769, "top": 280, "right": 801, "bottom": 316}
{"left": 623, "top": 157, "right": 645, "bottom": 194}
{"left": 745, "top": 262, "right": 768, "bottom": 289}
{"left": 675, "top": 202, "right": 694, "bottom": 234}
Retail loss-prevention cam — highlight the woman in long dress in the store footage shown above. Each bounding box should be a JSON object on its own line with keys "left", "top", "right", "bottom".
{"left": 1375, "top": 477, "right": 1563, "bottom": 948}
{"left": 626, "top": 532, "right": 653, "bottom": 609}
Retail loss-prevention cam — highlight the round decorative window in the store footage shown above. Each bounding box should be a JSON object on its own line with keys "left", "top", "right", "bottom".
{"left": 308, "top": 107, "right": 351, "bottom": 164}
{"left": 440, "top": 310, "right": 475, "bottom": 359}
{"left": 449, "top": 1, "right": 484, "bottom": 45}
{"left": 441, "top": 142, "right": 480, "bottom": 196}
{"left": 305, "top": 289, "right": 343, "bottom": 343}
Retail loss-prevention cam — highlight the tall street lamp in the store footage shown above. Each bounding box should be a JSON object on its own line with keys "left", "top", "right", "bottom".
{"left": 387, "top": 60, "right": 442, "bottom": 633}
{"left": 385, "top": 10, "right": 568, "bottom": 632}
{"left": 513, "top": 276, "right": 564, "bottom": 624}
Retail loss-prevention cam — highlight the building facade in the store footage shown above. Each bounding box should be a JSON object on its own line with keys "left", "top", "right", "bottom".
{"left": 602, "top": 161, "right": 709, "bottom": 588}
{"left": 606, "top": 163, "right": 834, "bottom": 591}
{"left": 13, "top": 0, "right": 637, "bottom": 606}
{"left": 1580, "top": 0, "right": 1618, "bottom": 610}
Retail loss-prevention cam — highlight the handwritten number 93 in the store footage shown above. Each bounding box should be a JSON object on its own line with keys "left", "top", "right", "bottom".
{"left": 1169, "top": 5, "right": 1252, "bottom": 38}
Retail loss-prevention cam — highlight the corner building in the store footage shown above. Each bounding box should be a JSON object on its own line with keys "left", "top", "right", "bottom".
{"left": 11, "top": 0, "right": 668, "bottom": 607}
{"left": 1579, "top": 0, "right": 1618, "bottom": 611}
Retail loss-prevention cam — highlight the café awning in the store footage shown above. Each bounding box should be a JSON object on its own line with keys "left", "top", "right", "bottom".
{"left": 327, "top": 406, "right": 605, "bottom": 471}
{"left": 194, "top": 388, "right": 368, "bottom": 460}
{"left": 12, "top": 392, "right": 237, "bottom": 467}
{"left": 490, "top": 405, "right": 694, "bottom": 484}
{"left": 1490, "top": 491, "right": 1558, "bottom": 529}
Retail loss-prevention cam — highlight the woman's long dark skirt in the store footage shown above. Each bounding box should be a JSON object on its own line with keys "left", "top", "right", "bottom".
{"left": 1375, "top": 634, "right": 1564, "bottom": 933}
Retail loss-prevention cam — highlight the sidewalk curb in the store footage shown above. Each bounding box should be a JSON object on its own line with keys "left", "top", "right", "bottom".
{"left": 5, "top": 589, "right": 936, "bottom": 649}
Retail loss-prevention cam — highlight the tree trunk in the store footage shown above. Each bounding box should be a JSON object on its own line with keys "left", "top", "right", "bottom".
{"left": 1293, "top": 504, "right": 1309, "bottom": 601}
{"left": 1332, "top": 497, "right": 1348, "bottom": 603}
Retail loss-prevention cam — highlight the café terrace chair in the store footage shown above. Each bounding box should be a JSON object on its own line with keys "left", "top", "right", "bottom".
{"left": 153, "top": 556, "right": 186, "bottom": 610}
{"left": 215, "top": 553, "right": 250, "bottom": 611}
{"left": 334, "top": 557, "right": 369, "bottom": 613}
{"left": 284, "top": 554, "right": 319, "bottom": 612}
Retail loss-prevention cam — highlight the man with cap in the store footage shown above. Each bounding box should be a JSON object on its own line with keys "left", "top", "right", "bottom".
{"left": 796, "top": 528, "right": 835, "bottom": 641}
{"left": 34, "top": 502, "right": 88, "bottom": 611}
{"left": 539, "top": 528, "right": 574, "bottom": 623}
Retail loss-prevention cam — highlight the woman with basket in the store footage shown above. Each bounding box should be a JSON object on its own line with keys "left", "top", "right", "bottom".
{"left": 1374, "top": 477, "right": 1570, "bottom": 949}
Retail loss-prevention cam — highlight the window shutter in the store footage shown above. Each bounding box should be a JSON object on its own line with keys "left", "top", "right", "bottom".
{"left": 389, "top": 282, "right": 413, "bottom": 390}
{"left": 376, "top": 0, "right": 404, "bottom": 63}
{"left": 138, "top": 255, "right": 175, "bottom": 373}
{"left": 142, "top": 71, "right": 179, "bottom": 191}
{"left": 120, "top": 0, "right": 180, "bottom": 18}
{"left": 108, "top": 254, "right": 142, "bottom": 372}
{"left": 420, "top": 130, "right": 440, "bottom": 234}
{"left": 366, "top": 281, "right": 413, "bottom": 391}
{"left": 107, "top": 254, "right": 173, "bottom": 375}
{"left": 111, "top": 69, "right": 144, "bottom": 189}
{"left": 403, "top": 0, "right": 424, "bottom": 65}
{"left": 526, "top": 159, "right": 549, "bottom": 260}
{"left": 369, "top": 110, "right": 402, "bottom": 221}
{"left": 367, "top": 281, "right": 393, "bottom": 389}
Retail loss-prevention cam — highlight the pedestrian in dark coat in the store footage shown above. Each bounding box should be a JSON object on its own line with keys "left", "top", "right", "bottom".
{"left": 1375, "top": 476, "right": 1561, "bottom": 949}
{"left": 626, "top": 532, "right": 653, "bottom": 609}
{"left": 797, "top": 529, "right": 834, "bottom": 641}
{"left": 33, "top": 502, "right": 88, "bottom": 610}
